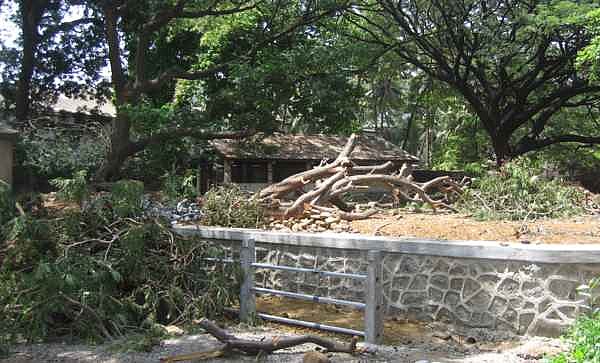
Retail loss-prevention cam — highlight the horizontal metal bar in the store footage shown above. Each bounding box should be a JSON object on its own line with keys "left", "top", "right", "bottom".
{"left": 252, "top": 287, "right": 366, "bottom": 310}
{"left": 251, "top": 262, "right": 366, "bottom": 280}
{"left": 223, "top": 307, "right": 364, "bottom": 337}
{"left": 256, "top": 312, "right": 365, "bottom": 337}
{"left": 202, "top": 257, "right": 235, "bottom": 263}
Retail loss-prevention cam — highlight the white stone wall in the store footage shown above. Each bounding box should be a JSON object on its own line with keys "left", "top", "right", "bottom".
{"left": 173, "top": 226, "right": 600, "bottom": 338}
{"left": 221, "top": 243, "right": 599, "bottom": 337}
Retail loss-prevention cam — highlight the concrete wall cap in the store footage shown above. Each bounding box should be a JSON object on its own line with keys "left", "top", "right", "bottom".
{"left": 173, "top": 225, "right": 600, "bottom": 264}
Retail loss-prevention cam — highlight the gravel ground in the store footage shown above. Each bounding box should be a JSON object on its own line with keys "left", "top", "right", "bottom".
{"left": 1, "top": 324, "right": 566, "bottom": 363}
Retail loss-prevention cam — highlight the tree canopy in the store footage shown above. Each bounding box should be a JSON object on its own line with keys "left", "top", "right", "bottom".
{"left": 345, "top": 0, "right": 600, "bottom": 164}
{"left": 1, "top": 0, "right": 600, "bottom": 180}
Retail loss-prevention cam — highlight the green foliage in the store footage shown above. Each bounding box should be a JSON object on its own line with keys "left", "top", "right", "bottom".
{"left": 458, "top": 158, "right": 585, "bottom": 220}
{"left": 548, "top": 314, "right": 600, "bottom": 363}
{"left": 16, "top": 125, "right": 108, "bottom": 181}
{"left": 2, "top": 215, "right": 57, "bottom": 271}
{"left": 50, "top": 170, "right": 90, "bottom": 205}
{"left": 110, "top": 180, "right": 145, "bottom": 218}
{"left": 0, "top": 181, "right": 15, "bottom": 227}
{"left": 576, "top": 8, "right": 600, "bottom": 80}
{"left": 201, "top": 185, "right": 264, "bottom": 228}
{"left": 0, "top": 191, "right": 239, "bottom": 347}
{"left": 548, "top": 277, "right": 600, "bottom": 363}
{"left": 161, "top": 169, "right": 198, "bottom": 203}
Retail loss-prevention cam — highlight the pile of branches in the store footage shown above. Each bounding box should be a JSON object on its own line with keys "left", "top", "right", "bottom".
{"left": 0, "top": 181, "right": 239, "bottom": 345}
{"left": 258, "top": 134, "right": 466, "bottom": 221}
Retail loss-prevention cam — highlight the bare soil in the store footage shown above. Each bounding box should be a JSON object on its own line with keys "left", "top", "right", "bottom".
{"left": 351, "top": 211, "right": 600, "bottom": 244}
{"left": 2, "top": 296, "right": 568, "bottom": 362}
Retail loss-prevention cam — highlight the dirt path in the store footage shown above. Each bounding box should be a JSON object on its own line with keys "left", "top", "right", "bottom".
{"left": 2, "top": 327, "right": 566, "bottom": 363}
{"left": 351, "top": 211, "right": 600, "bottom": 244}
{"left": 2, "top": 330, "right": 566, "bottom": 363}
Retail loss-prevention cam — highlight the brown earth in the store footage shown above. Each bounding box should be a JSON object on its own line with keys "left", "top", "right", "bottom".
{"left": 254, "top": 295, "right": 566, "bottom": 360}
{"left": 351, "top": 211, "right": 600, "bottom": 244}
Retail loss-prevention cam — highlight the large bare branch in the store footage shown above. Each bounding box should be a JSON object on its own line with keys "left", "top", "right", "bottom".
{"left": 259, "top": 134, "right": 463, "bottom": 222}
{"left": 160, "top": 318, "right": 365, "bottom": 362}
{"left": 259, "top": 134, "right": 358, "bottom": 199}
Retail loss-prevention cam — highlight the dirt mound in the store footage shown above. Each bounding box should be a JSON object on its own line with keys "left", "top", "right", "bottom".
{"left": 351, "top": 211, "right": 600, "bottom": 244}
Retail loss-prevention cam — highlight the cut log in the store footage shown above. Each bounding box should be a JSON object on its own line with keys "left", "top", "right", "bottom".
{"left": 258, "top": 133, "right": 466, "bottom": 221}
{"left": 160, "top": 319, "right": 370, "bottom": 362}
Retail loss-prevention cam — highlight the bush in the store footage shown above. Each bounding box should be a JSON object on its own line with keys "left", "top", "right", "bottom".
{"left": 549, "top": 313, "right": 600, "bottom": 363}
{"left": 458, "top": 158, "right": 585, "bottom": 220}
{"left": 111, "top": 180, "right": 145, "bottom": 218}
{"left": 201, "top": 185, "right": 264, "bottom": 228}
{"left": 0, "top": 181, "right": 15, "bottom": 227}
{"left": 50, "top": 170, "right": 90, "bottom": 206}
{"left": 2, "top": 215, "right": 57, "bottom": 271}
{"left": 547, "top": 278, "right": 600, "bottom": 363}
{"left": 161, "top": 169, "right": 197, "bottom": 203}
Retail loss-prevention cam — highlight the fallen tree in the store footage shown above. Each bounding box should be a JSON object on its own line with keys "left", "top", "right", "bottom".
{"left": 258, "top": 134, "right": 466, "bottom": 221}
{"left": 160, "top": 318, "right": 370, "bottom": 362}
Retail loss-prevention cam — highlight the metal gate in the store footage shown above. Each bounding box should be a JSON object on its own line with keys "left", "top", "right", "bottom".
{"left": 238, "top": 238, "right": 384, "bottom": 344}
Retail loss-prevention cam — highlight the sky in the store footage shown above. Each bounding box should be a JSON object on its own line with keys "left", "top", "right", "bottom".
{"left": 0, "top": 2, "right": 19, "bottom": 48}
{"left": 0, "top": 3, "right": 111, "bottom": 86}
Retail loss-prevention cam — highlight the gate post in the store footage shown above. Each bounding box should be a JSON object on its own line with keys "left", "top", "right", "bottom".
{"left": 365, "top": 250, "right": 383, "bottom": 344}
{"left": 239, "top": 238, "right": 256, "bottom": 323}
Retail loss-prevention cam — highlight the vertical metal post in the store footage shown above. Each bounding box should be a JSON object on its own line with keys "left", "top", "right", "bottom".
{"left": 239, "top": 238, "right": 256, "bottom": 323}
{"left": 365, "top": 250, "right": 383, "bottom": 344}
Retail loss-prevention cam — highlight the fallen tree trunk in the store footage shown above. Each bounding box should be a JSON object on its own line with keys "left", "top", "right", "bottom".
{"left": 160, "top": 318, "right": 369, "bottom": 362}
{"left": 258, "top": 133, "right": 466, "bottom": 221}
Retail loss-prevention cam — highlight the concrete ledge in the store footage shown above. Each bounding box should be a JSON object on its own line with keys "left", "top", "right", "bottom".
{"left": 173, "top": 225, "right": 600, "bottom": 264}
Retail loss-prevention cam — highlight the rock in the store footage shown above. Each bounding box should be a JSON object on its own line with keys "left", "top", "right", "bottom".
{"left": 303, "top": 351, "right": 330, "bottom": 363}
{"left": 465, "top": 336, "right": 477, "bottom": 344}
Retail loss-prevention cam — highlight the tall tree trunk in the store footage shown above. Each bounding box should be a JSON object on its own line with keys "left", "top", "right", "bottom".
{"left": 15, "top": 1, "right": 46, "bottom": 121}
{"left": 491, "top": 136, "right": 512, "bottom": 166}
{"left": 95, "top": 4, "right": 134, "bottom": 181}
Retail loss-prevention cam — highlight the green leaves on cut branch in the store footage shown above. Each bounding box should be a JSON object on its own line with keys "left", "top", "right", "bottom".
{"left": 458, "top": 158, "right": 586, "bottom": 221}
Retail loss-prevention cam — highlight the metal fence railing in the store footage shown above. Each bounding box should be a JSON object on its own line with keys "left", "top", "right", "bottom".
{"left": 236, "top": 238, "right": 384, "bottom": 344}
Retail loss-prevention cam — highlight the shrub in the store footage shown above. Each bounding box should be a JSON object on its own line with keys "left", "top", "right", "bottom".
{"left": 161, "top": 169, "right": 197, "bottom": 203}
{"left": 549, "top": 313, "right": 600, "bottom": 363}
{"left": 50, "top": 170, "right": 90, "bottom": 206}
{"left": 458, "top": 158, "right": 585, "bottom": 220}
{"left": 111, "top": 180, "right": 145, "bottom": 218}
{"left": 2, "top": 215, "right": 57, "bottom": 271}
{"left": 201, "top": 185, "right": 264, "bottom": 228}
{"left": 0, "top": 181, "right": 15, "bottom": 226}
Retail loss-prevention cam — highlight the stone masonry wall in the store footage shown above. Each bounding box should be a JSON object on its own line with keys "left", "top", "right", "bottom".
{"left": 219, "top": 242, "right": 600, "bottom": 337}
